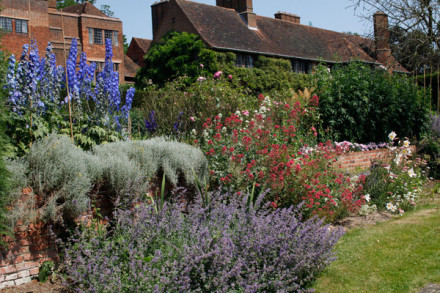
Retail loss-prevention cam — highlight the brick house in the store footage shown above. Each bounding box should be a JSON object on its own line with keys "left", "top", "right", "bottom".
{"left": 150, "top": 0, "right": 407, "bottom": 73}
{"left": 0, "top": 0, "right": 133, "bottom": 83}
{"left": 126, "top": 37, "right": 152, "bottom": 68}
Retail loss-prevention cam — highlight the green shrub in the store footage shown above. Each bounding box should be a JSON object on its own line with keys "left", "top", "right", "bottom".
{"left": 215, "top": 53, "right": 313, "bottom": 98}
{"left": 314, "top": 62, "right": 430, "bottom": 143}
{"left": 135, "top": 31, "right": 218, "bottom": 88}
{"left": 132, "top": 76, "right": 257, "bottom": 138}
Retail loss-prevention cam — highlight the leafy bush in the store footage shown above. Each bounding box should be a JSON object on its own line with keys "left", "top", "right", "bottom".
{"left": 132, "top": 75, "right": 256, "bottom": 138}
{"left": 314, "top": 62, "right": 430, "bottom": 143}
{"left": 62, "top": 192, "right": 344, "bottom": 292}
{"left": 6, "top": 134, "right": 208, "bottom": 224}
{"left": 135, "top": 31, "right": 217, "bottom": 87}
{"left": 417, "top": 114, "right": 440, "bottom": 178}
{"left": 216, "top": 54, "right": 313, "bottom": 98}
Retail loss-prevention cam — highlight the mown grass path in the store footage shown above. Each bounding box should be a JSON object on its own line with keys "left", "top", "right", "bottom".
{"left": 313, "top": 200, "right": 440, "bottom": 293}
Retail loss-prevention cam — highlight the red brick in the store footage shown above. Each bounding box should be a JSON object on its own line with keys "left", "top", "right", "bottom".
{"left": 14, "top": 261, "right": 39, "bottom": 271}
{"left": 0, "top": 265, "right": 18, "bottom": 275}
{"left": 29, "top": 267, "right": 39, "bottom": 276}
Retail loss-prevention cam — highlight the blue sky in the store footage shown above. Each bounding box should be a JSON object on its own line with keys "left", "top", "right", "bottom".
{"left": 94, "top": 0, "right": 373, "bottom": 42}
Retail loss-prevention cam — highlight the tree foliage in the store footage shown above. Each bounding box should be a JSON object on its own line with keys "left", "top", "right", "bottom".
{"left": 57, "top": 0, "right": 96, "bottom": 9}
{"left": 135, "top": 32, "right": 218, "bottom": 88}
{"left": 351, "top": 0, "right": 440, "bottom": 72}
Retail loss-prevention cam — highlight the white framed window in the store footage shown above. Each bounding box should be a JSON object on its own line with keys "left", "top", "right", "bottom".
{"left": 15, "top": 19, "right": 28, "bottom": 34}
{"left": 0, "top": 17, "right": 12, "bottom": 32}
{"left": 94, "top": 28, "right": 102, "bottom": 45}
{"left": 236, "top": 54, "right": 253, "bottom": 68}
{"left": 89, "top": 28, "right": 118, "bottom": 46}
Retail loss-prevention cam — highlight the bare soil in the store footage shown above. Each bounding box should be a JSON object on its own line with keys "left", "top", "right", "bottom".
{"left": 0, "top": 279, "right": 66, "bottom": 293}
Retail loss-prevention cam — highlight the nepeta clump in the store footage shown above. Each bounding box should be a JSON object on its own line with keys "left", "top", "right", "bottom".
{"left": 62, "top": 192, "right": 343, "bottom": 292}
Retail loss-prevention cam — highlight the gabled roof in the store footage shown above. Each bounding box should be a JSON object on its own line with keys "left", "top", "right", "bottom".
{"left": 133, "top": 38, "right": 152, "bottom": 54}
{"left": 172, "top": 0, "right": 406, "bottom": 71}
{"left": 124, "top": 55, "right": 140, "bottom": 78}
{"left": 62, "top": 2, "right": 107, "bottom": 17}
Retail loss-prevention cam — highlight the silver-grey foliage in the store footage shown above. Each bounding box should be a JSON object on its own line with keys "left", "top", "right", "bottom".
{"left": 7, "top": 134, "right": 208, "bottom": 223}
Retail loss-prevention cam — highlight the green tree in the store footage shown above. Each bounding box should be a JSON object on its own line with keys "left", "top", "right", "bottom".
{"left": 135, "top": 31, "right": 217, "bottom": 88}
{"left": 57, "top": 0, "right": 96, "bottom": 9}
{"left": 351, "top": 0, "right": 440, "bottom": 73}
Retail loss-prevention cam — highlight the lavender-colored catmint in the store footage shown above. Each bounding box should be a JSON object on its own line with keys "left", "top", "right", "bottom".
{"left": 62, "top": 191, "right": 344, "bottom": 292}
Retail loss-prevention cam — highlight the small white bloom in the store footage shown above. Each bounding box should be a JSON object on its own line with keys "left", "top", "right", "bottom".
{"left": 390, "top": 205, "right": 397, "bottom": 212}
{"left": 218, "top": 113, "right": 222, "bottom": 119}
{"left": 408, "top": 168, "right": 416, "bottom": 178}
{"left": 364, "top": 194, "right": 370, "bottom": 202}
{"left": 403, "top": 140, "right": 410, "bottom": 147}
{"left": 386, "top": 202, "right": 394, "bottom": 210}
{"left": 191, "top": 129, "right": 197, "bottom": 136}
{"left": 221, "top": 127, "right": 226, "bottom": 133}
{"left": 401, "top": 148, "right": 411, "bottom": 156}
{"left": 203, "top": 130, "right": 208, "bottom": 137}
{"left": 388, "top": 131, "right": 397, "bottom": 140}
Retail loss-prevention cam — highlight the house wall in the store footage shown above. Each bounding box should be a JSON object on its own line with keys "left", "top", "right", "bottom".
{"left": 0, "top": 0, "right": 126, "bottom": 83}
{"left": 153, "top": 0, "right": 199, "bottom": 43}
{"left": 0, "top": 0, "right": 50, "bottom": 58}
{"left": 126, "top": 40, "right": 147, "bottom": 67}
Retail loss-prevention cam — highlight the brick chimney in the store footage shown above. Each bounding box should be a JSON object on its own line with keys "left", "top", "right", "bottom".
{"left": 48, "top": 0, "right": 57, "bottom": 9}
{"left": 373, "top": 11, "right": 392, "bottom": 70}
{"left": 217, "top": 0, "right": 257, "bottom": 29}
{"left": 275, "top": 12, "right": 300, "bottom": 24}
{"left": 151, "top": 0, "right": 170, "bottom": 40}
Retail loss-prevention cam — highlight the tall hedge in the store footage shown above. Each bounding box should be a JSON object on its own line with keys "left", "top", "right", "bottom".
{"left": 314, "top": 62, "right": 430, "bottom": 143}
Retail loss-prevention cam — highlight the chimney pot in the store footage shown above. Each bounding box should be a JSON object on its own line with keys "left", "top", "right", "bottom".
{"left": 373, "top": 11, "right": 390, "bottom": 50}
{"left": 275, "top": 12, "right": 300, "bottom": 24}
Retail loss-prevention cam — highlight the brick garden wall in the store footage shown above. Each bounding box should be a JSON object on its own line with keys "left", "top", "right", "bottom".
{"left": 336, "top": 148, "right": 393, "bottom": 171}
{"left": 0, "top": 148, "right": 402, "bottom": 288}
{"left": 0, "top": 222, "right": 58, "bottom": 289}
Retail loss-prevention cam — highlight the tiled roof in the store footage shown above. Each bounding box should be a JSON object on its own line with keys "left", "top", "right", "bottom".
{"left": 124, "top": 55, "right": 140, "bottom": 78}
{"left": 133, "top": 38, "right": 152, "bottom": 54}
{"left": 62, "top": 2, "right": 107, "bottom": 17}
{"left": 175, "top": 0, "right": 406, "bottom": 71}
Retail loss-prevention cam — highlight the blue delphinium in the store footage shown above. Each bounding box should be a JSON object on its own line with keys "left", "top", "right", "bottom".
{"left": 66, "top": 38, "right": 79, "bottom": 103}
{"left": 174, "top": 111, "right": 183, "bottom": 133}
{"left": 145, "top": 111, "right": 158, "bottom": 133}
{"left": 6, "top": 38, "right": 135, "bottom": 147}
{"left": 121, "top": 88, "right": 135, "bottom": 120}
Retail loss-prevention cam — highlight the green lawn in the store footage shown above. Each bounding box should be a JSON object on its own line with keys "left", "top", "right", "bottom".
{"left": 313, "top": 201, "right": 440, "bottom": 293}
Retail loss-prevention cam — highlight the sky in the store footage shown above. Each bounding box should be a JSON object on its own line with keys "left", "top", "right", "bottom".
{"left": 94, "top": 0, "right": 374, "bottom": 43}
